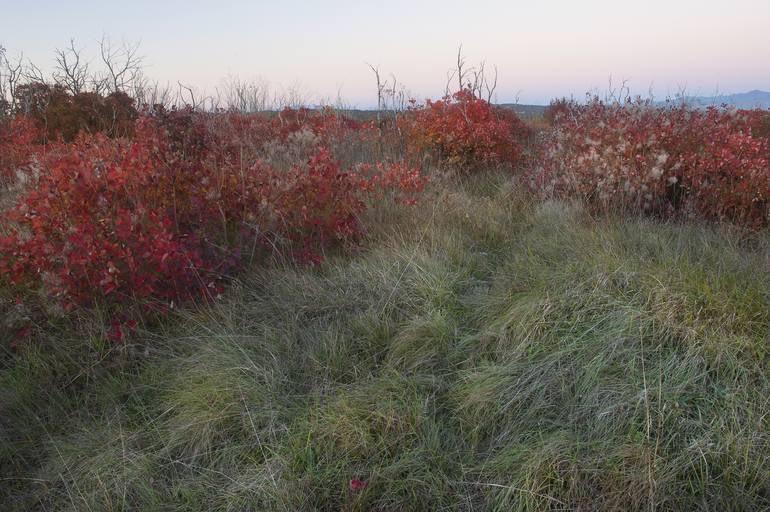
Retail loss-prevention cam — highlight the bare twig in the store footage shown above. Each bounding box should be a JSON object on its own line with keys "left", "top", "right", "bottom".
{"left": 53, "top": 39, "right": 89, "bottom": 94}
{"left": 99, "top": 35, "right": 144, "bottom": 94}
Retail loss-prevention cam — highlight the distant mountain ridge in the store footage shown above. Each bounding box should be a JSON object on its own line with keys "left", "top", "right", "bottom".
{"left": 499, "top": 91, "right": 770, "bottom": 116}
{"left": 660, "top": 90, "right": 770, "bottom": 109}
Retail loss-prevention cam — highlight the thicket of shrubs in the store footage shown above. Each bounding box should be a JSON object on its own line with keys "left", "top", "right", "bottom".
{"left": 0, "top": 79, "right": 451, "bottom": 344}
{"left": 530, "top": 99, "right": 770, "bottom": 226}
{"left": 13, "top": 83, "right": 138, "bottom": 142}
{"left": 1, "top": 83, "right": 768, "bottom": 344}
{"left": 0, "top": 111, "right": 423, "bottom": 321}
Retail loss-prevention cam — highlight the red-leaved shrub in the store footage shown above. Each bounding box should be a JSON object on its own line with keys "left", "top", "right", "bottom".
{"left": 0, "top": 113, "right": 425, "bottom": 315}
{"left": 402, "top": 89, "right": 530, "bottom": 171}
{"left": 530, "top": 99, "right": 770, "bottom": 227}
{"left": 543, "top": 97, "right": 573, "bottom": 126}
{"left": 0, "top": 125, "right": 208, "bottom": 309}
{"left": 14, "top": 83, "right": 138, "bottom": 142}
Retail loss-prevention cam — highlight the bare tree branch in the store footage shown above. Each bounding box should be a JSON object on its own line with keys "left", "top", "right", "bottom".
{"left": 22, "top": 59, "right": 45, "bottom": 84}
{"left": 449, "top": 45, "right": 499, "bottom": 103}
{"left": 0, "top": 49, "right": 24, "bottom": 110}
{"left": 484, "top": 65, "right": 498, "bottom": 103}
{"left": 99, "top": 36, "right": 144, "bottom": 94}
{"left": 456, "top": 43, "right": 466, "bottom": 92}
{"left": 366, "top": 63, "right": 385, "bottom": 124}
{"left": 53, "top": 39, "right": 89, "bottom": 94}
{"left": 177, "top": 81, "right": 197, "bottom": 109}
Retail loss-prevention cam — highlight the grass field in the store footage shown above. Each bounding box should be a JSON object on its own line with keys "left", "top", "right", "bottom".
{"left": 1, "top": 171, "right": 768, "bottom": 511}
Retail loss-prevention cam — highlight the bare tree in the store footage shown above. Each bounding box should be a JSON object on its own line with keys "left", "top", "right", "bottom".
{"left": 445, "top": 45, "right": 498, "bottom": 102}
{"left": 132, "top": 78, "right": 174, "bottom": 110}
{"left": 485, "top": 65, "right": 498, "bottom": 103}
{"left": 456, "top": 44, "right": 467, "bottom": 91}
{"left": 367, "top": 63, "right": 386, "bottom": 124}
{"left": 365, "top": 61, "right": 412, "bottom": 130}
{"left": 99, "top": 36, "right": 144, "bottom": 94}
{"left": 1, "top": 50, "right": 25, "bottom": 110}
{"left": 385, "top": 73, "right": 408, "bottom": 114}
{"left": 273, "top": 82, "right": 307, "bottom": 110}
{"left": 445, "top": 44, "right": 468, "bottom": 96}
{"left": 53, "top": 39, "right": 89, "bottom": 94}
{"left": 148, "top": 81, "right": 175, "bottom": 108}
{"left": 128, "top": 69, "right": 149, "bottom": 104}
{"left": 22, "top": 60, "right": 47, "bottom": 85}
{"left": 471, "top": 61, "right": 498, "bottom": 102}
{"left": 0, "top": 45, "right": 8, "bottom": 115}
{"left": 221, "top": 74, "right": 272, "bottom": 112}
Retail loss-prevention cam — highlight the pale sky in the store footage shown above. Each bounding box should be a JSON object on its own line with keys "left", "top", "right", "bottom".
{"left": 2, "top": 0, "right": 769, "bottom": 106}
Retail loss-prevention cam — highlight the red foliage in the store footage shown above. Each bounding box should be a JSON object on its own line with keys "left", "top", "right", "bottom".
{"left": 530, "top": 100, "right": 770, "bottom": 227}
{"left": 14, "top": 83, "right": 138, "bottom": 142}
{"left": 543, "top": 97, "right": 574, "bottom": 125}
{"left": 0, "top": 127, "right": 209, "bottom": 308}
{"left": 0, "top": 116, "right": 40, "bottom": 185}
{"left": 0, "top": 113, "right": 424, "bottom": 315}
{"left": 355, "top": 161, "right": 427, "bottom": 205}
{"left": 203, "top": 111, "right": 274, "bottom": 165}
{"left": 402, "top": 89, "right": 530, "bottom": 171}
{"left": 147, "top": 105, "right": 209, "bottom": 160}
{"left": 106, "top": 318, "right": 138, "bottom": 344}
{"left": 157, "top": 106, "right": 372, "bottom": 170}
{"left": 272, "top": 106, "right": 364, "bottom": 143}
{"left": 257, "top": 148, "right": 368, "bottom": 262}
{"left": 349, "top": 478, "right": 367, "bottom": 492}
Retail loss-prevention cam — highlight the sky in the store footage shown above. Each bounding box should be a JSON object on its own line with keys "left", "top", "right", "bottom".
{"left": 1, "top": 0, "right": 769, "bottom": 106}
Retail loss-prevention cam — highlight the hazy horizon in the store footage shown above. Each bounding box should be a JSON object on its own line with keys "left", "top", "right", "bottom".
{"left": 2, "top": 0, "right": 769, "bottom": 107}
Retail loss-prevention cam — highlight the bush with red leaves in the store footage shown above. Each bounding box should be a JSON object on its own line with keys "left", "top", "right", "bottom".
{"left": 402, "top": 89, "right": 530, "bottom": 171}
{"left": 355, "top": 161, "right": 427, "bottom": 205}
{"left": 0, "top": 126, "right": 209, "bottom": 309}
{"left": 13, "top": 83, "right": 137, "bottom": 142}
{"left": 530, "top": 99, "right": 770, "bottom": 227}
{"left": 0, "top": 114, "right": 425, "bottom": 316}
{"left": 258, "top": 148, "right": 369, "bottom": 263}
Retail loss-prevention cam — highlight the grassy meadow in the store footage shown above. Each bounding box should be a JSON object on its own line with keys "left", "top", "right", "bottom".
{"left": 2, "top": 170, "right": 768, "bottom": 510}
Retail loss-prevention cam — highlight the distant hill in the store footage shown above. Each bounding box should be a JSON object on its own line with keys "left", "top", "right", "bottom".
{"left": 321, "top": 91, "right": 769, "bottom": 121}
{"left": 499, "top": 91, "right": 770, "bottom": 116}
{"left": 324, "top": 104, "right": 548, "bottom": 121}
{"left": 659, "top": 90, "right": 770, "bottom": 109}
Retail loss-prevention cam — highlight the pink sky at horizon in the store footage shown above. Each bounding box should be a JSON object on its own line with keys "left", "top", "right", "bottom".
{"left": 2, "top": 0, "right": 768, "bottom": 106}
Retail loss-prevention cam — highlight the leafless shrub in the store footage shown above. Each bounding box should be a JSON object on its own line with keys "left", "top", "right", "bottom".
{"left": 220, "top": 75, "right": 272, "bottom": 112}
